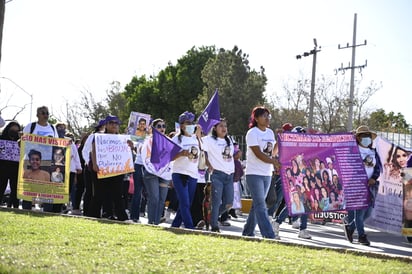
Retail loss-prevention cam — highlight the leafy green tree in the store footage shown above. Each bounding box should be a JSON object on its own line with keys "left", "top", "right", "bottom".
{"left": 368, "top": 109, "right": 409, "bottom": 133}
{"left": 123, "top": 46, "right": 216, "bottom": 129}
{"left": 195, "top": 46, "right": 267, "bottom": 136}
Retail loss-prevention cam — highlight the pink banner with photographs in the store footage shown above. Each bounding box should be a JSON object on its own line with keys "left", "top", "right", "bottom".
{"left": 278, "top": 132, "right": 369, "bottom": 217}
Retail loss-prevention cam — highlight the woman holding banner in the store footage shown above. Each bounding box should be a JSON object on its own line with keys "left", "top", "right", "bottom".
{"left": 344, "top": 125, "right": 381, "bottom": 246}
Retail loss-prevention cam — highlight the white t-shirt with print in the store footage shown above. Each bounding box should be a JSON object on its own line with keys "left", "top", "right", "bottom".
{"left": 172, "top": 134, "right": 199, "bottom": 179}
{"left": 358, "top": 145, "right": 377, "bottom": 179}
{"left": 202, "top": 135, "right": 234, "bottom": 175}
{"left": 245, "top": 126, "right": 275, "bottom": 176}
{"left": 23, "top": 122, "right": 58, "bottom": 138}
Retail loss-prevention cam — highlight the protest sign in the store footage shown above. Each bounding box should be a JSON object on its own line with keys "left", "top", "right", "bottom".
{"left": 17, "top": 134, "right": 71, "bottom": 204}
{"left": 94, "top": 133, "right": 134, "bottom": 179}
{"left": 278, "top": 132, "right": 369, "bottom": 216}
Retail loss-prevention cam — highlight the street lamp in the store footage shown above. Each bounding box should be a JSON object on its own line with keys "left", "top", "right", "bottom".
{"left": 296, "top": 38, "right": 320, "bottom": 130}
{"left": 0, "top": 76, "right": 33, "bottom": 121}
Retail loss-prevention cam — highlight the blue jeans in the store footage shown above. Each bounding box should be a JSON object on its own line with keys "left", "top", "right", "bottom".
{"left": 210, "top": 170, "right": 234, "bottom": 228}
{"left": 347, "top": 205, "right": 373, "bottom": 236}
{"left": 171, "top": 173, "right": 197, "bottom": 229}
{"left": 130, "top": 164, "right": 144, "bottom": 220}
{"left": 143, "top": 168, "right": 170, "bottom": 225}
{"left": 242, "top": 175, "right": 275, "bottom": 239}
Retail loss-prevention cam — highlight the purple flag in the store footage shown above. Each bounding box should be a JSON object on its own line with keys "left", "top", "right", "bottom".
{"left": 198, "top": 89, "right": 220, "bottom": 134}
{"left": 150, "top": 127, "right": 182, "bottom": 171}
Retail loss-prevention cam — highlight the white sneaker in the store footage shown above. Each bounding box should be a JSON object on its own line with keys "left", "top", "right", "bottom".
{"left": 272, "top": 221, "right": 280, "bottom": 240}
{"left": 298, "top": 229, "right": 312, "bottom": 239}
{"left": 292, "top": 218, "right": 301, "bottom": 229}
{"left": 70, "top": 209, "right": 82, "bottom": 215}
{"left": 165, "top": 210, "right": 171, "bottom": 221}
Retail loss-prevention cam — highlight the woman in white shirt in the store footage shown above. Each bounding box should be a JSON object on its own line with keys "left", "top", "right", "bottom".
{"left": 170, "top": 111, "right": 202, "bottom": 229}
{"left": 202, "top": 118, "right": 234, "bottom": 232}
{"left": 242, "top": 106, "right": 278, "bottom": 239}
{"left": 141, "top": 118, "right": 172, "bottom": 225}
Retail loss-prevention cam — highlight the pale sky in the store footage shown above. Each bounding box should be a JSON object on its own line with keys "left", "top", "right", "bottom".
{"left": 1, "top": 0, "right": 411, "bottom": 127}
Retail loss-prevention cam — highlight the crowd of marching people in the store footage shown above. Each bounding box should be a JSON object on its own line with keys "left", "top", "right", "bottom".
{"left": 1, "top": 103, "right": 406, "bottom": 247}
{"left": 0, "top": 106, "right": 247, "bottom": 231}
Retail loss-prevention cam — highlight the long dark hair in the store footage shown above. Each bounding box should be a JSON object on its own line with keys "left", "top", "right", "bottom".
{"left": 248, "top": 106, "right": 270, "bottom": 129}
{"left": 211, "top": 118, "right": 231, "bottom": 147}
{"left": 0, "top": 121, "right": 21, "bottom": 141}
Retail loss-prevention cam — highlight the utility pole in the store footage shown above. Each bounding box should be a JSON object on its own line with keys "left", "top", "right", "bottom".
{"left": 336, "top": 13, "right": 367, "bottom": 131}
{"left": 296, "top": 38, "right": 320, "bottom": 130}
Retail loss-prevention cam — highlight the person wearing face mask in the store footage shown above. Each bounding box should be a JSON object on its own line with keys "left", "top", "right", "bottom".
{"left": 170, "top": 111, "right": 202, "bottom": 229}
{"left": 0, "top": 121, "right": 22, "bottom": 208}
{"left": 343, "top": 125, "right": 381, "bottom": 246}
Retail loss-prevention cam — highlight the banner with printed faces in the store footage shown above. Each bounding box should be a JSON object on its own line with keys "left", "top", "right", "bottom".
{"left": 278, "top": 132, "right": 369, "bottom": 217}
{"left": 17, "top": 134, "right": 71, "bottom": 204}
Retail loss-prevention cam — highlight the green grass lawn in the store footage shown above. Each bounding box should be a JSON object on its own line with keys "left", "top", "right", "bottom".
{"left": 0, "top": 209, "right": 410, "bottom": 273}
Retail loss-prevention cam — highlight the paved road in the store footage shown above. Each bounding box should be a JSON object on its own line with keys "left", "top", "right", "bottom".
{"left": 153, "top": 212, "right": 412, "bottom": 261}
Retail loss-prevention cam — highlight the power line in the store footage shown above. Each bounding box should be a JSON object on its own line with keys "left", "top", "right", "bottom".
{"left": 335, "top": 13, "right": 367, "bottom": 131}
{"left": 296, "top": 38, "right": 321, "bottom": 130}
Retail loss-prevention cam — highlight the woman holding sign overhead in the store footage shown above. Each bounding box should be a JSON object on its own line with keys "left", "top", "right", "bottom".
{"left": 89, "top": 115, "right": 130, "bottom": 222}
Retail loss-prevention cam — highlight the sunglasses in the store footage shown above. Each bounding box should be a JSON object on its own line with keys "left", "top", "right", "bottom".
{"left": 156, "top": 124, "right": 166, "bottom": 129}
{"left": 39, "top": 111, "right": 49, "bottom": 115}
{"left": 107, "top": 121, "right": 119, "bottom": 125}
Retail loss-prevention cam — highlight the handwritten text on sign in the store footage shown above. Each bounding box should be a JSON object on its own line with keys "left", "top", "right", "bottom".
{"left": 94, "top": 134, "right": 134, "bottom": 178}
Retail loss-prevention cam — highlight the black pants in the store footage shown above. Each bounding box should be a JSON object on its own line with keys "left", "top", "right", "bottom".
{"left": 73, "top": 171, "right": 85, "bottom": 210}
{"left": 82, "top": 167, "right": 93, "bottom": 216}
{"left": 0, "top": 163, "right": 19, "bottom": 208}
{"left": 190, "top": 183, "right": 206, "bottom": 225}
{"left": 89, "top": 173, "right": 128, "bottom": 221}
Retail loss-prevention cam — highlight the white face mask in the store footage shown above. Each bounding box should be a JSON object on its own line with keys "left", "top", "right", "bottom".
{"left": 185, "top": 125, "right": 196, "bottom": 135}
{"left": 360, "top": 137, "right": 372, "bottom": 147}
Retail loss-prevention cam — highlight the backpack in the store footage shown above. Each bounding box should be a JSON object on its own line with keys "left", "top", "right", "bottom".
{"left": 30, "top": 122, "right": 56, "bottom": 135}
